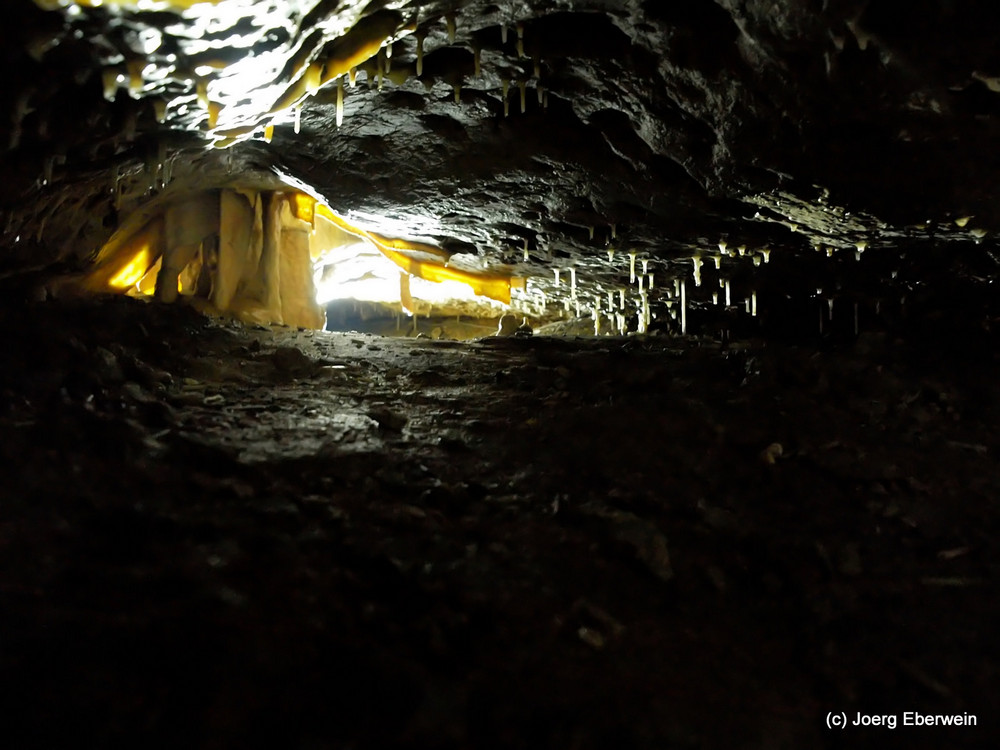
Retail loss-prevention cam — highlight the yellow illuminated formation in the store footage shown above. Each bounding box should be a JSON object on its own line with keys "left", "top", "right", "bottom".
{"left": 80, "top": 188, "right": 520, "bottom": 327}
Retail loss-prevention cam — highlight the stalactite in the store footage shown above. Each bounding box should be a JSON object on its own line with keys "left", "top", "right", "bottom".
{"left": 126, "top": 59, "right": 144, "bottom": 97}
{"left": 336, "top": 77, "right": 344, "bottom": 127}
{"left": 102, "top": 68, "right": 119, "bottom": 101}
{"left": 152, "top": 98, "right": 167, "bottom": 123}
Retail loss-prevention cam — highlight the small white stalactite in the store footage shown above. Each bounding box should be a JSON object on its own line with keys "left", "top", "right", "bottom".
{"left": 628, "top": 251, "right": 637, "bottom": 283}
{"left": 954, "top": 216, "right": 972, "bottom": 228}
{"left": 680, "top": 280, "right": 687, "bottom": 335}
{"left": 826, "top": 246, "right": 834, "bottom": 258}
{"left": 753, "top": 255, "right": 761, "bottom": 267}
{"left": 610, "top": 223, "right": 617, "bottom": 240}
{"left": 607, "top": 248, "right": 614, "bottom": 262}
{"left": 196, "top": 78, "right": 209, "bottom": 110}
{"left": 619, "top": 288, "right": 625, "bottom": 309}
{"left": 501, "top": 23, "right": 508, "bottom": 44}
{"left": 102, "top": 68, "right": 120, "bottom": 102}
{"left": 737, "top": 245, "right": 746, "bottom": 257}
{"left": 157, "top": 141, "right": 167, "bottom": 188}
{"left": 761, "top": 248, "right": 771, "bottom": 264}
{"left": 616, "top": 313, "right": 625, "bottom": 335}
{"left": 725, "top": 279, "right": 731, "bottom": 306}
{"left": 336, "top": 78, "right": 344, "bottom": 127}
{"left": 554, "top": 268, "right": 561, "bottom": 286}
{"left": 153, "top": 99, "right": 167, "bottom": 124}
{"left": 474, "top": 48, "right": 481, "bottom": 78}
{"left": 536, "top": 85, "right": 544, "bottom": 105}
{"left": 638, "top": 274, "right": 644, "bottom": 292}
{"left": 745, "top": 298, "right": 751, "bottom": 314}
{"left": 575, "top": 299, "right": 581, "bottom": 317}
{"left": 523, "top": 239, "right": 529, "bottom": 262}
{"left": 751, "top": 291, "right": 757, "bottom": 317}
{"left": 713, "top": 291, "right": 719, "bottom": 305}
{"left": 446, "top": 13, "right": 456, "bottom": 44}
{"left": 713, "top": 254, "right": 721, "bottom": 270}
{"left": 718, "top": 240, "right": 727, "bottom": 254}
{"left": 692, "top": 256, "right": 703, "bottom": 287}
{"left": 416, "top": 34, "right": 424, "bottom": 77}
{"left": 293, "top": 105, "right": 301, "bottom": 134}
{"left": 454, "top": 83, "right": 461, "bottom": 103}
{"left": 518, "top": 81, "right": 527, "bottom": 113}
{"left": 828, "top": 298, "right": 835, "bottom": 321}
{"left": 127, "top": 60, "right": 144, "bottom": 98}
{"left": 674, "top": 278, "right": 681, "bottom": 296}
{"left": 588, "top": 225, "right": 594, "bottom": 240}
{"left": 516, "top": 23, "right": 525, "bottom": 57}
{"left": 607, "top": 291, "right": 614, "bottom": 310}
{"left": 569, "top": 267, "right": 577, "bottom": 298}
{"left": 533, "top": 55, "right": 541, "bottom": 80}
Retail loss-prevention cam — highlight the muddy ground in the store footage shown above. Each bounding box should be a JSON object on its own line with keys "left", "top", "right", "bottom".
{"left": 1, "top": 295, "right": 998, "bottom": 749}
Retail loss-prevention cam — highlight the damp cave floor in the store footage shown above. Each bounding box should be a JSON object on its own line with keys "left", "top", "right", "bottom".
{"left": 1, "top": 295, "right": 999, "bottom": 750}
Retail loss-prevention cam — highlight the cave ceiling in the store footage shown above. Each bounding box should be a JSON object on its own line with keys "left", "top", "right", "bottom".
{"left": 3, "top": 0, "right": 1000, "bottom": 322}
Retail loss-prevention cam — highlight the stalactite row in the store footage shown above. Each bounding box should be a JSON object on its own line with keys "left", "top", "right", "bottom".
{"left": 515, "top": 222, "right": 915, "bottom": 339}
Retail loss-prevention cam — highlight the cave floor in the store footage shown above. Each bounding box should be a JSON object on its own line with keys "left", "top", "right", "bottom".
{"left": 1, "top": 296, "right": 998, "bottom": 749}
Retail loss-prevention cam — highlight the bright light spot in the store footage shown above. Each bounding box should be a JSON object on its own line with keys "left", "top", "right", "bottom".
{"left": 108, "top": 245, "right": 154, "bottom": 290}
{"left": 139, "top": 28, "right": 162, "bottom": 54}
{"left": 346, "top": 210, "right": 443, "bottom": 241}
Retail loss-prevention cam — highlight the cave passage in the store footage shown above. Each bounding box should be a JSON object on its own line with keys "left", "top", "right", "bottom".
{"left": 3, "top": 0, "right": 1000, "bottom": 748}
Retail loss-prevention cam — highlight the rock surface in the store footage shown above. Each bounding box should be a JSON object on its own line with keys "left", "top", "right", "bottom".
{"left": 1, "top": 295, "right": 999, "bottom": 748}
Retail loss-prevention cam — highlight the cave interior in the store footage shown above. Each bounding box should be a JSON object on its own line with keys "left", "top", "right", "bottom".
{"left": 2, "top": 1, "right": 999, "bottom": 748}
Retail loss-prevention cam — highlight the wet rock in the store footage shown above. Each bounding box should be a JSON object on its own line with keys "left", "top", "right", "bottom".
{"left": 580, "top": 502, "right": 674, "bottom": 582}
{"left": 269, "top": 346, "right": 315, "bottom": 375}
{"left": 92, "top": 346, "right": 124, "bottom": 385}
{"left": 368, "top": 407, "right": 408, "bottom": 432}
